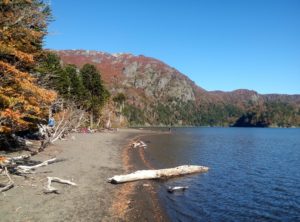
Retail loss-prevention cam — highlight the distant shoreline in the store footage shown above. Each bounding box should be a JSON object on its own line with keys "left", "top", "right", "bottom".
{"left": 130, "top": 125, "right": 300, "bottom": 129}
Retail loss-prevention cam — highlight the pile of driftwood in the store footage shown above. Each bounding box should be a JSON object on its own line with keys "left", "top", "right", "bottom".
{"left": 0, "top": 154, "right": 76, "bottom": 193}
{"left": 38, "top": 108, "right": 87, "bottom": 150}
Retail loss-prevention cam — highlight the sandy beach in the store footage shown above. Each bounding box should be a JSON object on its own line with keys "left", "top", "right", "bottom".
{"left": 0, "top": 128, "right": 166, "bottom": 222}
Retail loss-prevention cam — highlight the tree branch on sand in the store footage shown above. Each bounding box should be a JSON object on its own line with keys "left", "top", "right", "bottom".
{"left": 16, "top": 158, "right": 57, "bottom": 174}
{"left": 44, "top": 177, "right": 77, "bottom": 194}
{"left": 0, "top": 154, "right": 76, "bottom": 193}
{"left": 0, "top": 167, "right": 14, "bottom": 192}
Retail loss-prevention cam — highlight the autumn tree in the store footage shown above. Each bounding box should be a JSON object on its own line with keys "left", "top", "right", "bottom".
{"left": 0, "top": 0, "right": 56, "bottom": 133}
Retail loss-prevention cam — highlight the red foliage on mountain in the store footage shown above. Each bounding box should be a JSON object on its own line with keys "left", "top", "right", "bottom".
{"left": 54, "top": 50, "right": 300, "bottom": 126}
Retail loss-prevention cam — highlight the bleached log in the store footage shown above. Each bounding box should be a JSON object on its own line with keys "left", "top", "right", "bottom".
{"left": 107, "top": 165, "right": 209, "bottom": 184}
{"left": 16, "top": 158, "right": 56, "bottom": 173}
{"left": 44, "top": 177, "right": 77, "bottom": 194}
{"left": 167, "top": 186, "right": 189, "bottom": 193}
{"left": 131, "top": 140, "right": 147, "bottom": 149}
{"left": 0, "top": 167, "right": 14, "bottom": 192}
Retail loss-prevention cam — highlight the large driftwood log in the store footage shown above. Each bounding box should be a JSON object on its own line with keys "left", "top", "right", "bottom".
{"left": 107, "top": 165, "right": 209, "bottom": 184}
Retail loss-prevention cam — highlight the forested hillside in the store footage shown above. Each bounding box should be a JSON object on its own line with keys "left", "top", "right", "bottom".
{"left": 56, "top": 50, "right": 300, "bottom": 127}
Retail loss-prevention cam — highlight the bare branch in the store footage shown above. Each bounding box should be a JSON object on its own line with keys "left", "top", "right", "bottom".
{"left": 44, "top": 177, "right": 77, "bottom": 194}
{"left": 0, "top": 167, "right": 14, "bottom": 192}
{"left": 16, "top": 158, "right": 56, "bottom": 174}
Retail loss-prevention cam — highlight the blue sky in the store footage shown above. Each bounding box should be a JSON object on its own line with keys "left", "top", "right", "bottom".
{"left": 45, "top": 0, "right": 300, "bottom": 94}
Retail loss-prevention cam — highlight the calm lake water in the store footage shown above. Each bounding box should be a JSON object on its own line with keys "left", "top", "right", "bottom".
{"left": 144, "top": 128, "right": 300, "bottom": 222}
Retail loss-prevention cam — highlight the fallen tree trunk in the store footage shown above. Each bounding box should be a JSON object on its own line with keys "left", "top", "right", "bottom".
{"left": 107, "top": 165, "right": 209, "bottom": 184}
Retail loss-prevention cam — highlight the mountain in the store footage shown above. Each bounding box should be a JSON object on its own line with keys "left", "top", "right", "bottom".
{"left": 55, "top": 50, "right": 300, "bottom": 127}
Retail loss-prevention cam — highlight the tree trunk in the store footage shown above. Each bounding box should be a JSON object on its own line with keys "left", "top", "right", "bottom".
{"left": 107, "top": 165, "right": 209, "bottom": 184}
{"left": 90, "top": 112, "right": 93, "bottom": 128}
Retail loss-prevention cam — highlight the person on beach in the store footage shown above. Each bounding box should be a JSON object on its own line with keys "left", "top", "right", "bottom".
{"left": 48, "top": 117, "right": 55, "bottom": 128}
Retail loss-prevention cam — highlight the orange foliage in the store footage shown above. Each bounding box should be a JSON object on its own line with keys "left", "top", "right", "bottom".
{"left": 0, "top": 156, "right": 8, "bottom": 165}
{"left": 0, "top": 0, "right": 56, "bottom": 133}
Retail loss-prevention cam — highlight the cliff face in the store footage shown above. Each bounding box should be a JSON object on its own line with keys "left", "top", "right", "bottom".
{"left": 55, "top": 50, "right": 300, "bottom": 127}
{"left": 57, "top": 50, "right": 200, "bottom": 101}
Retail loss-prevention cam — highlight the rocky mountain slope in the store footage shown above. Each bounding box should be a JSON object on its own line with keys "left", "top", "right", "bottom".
{"left": 55, "top": 50, "right": 300, "bottom": 127}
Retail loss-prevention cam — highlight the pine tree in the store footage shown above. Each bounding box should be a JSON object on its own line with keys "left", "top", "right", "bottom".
{"left": 80, "top": 64, "right": 109, "bottom": 126}
{"left": 0, "top": 0, "right": 56, "bottom": 133}
{"left": 64, "top": 64, "right": 86, "bottom": 104}
{"left": 35, "top": 52, "right": 64, "bottom": 88}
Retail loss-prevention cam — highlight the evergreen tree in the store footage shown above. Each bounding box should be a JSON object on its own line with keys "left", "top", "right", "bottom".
{"left": 80, "top": 64, "right": 109, "bottom": 126}
{"left": 35, "top": 52, "right": 72, "bottom": 98}
{"left": 64, "top": 64, "right": 86, "bottom": 104}
{"left": 35, "top": 52, "right": 63, "bottom": 88}
{"left": 56, "top": 69, "right": 71, "bottom": 99}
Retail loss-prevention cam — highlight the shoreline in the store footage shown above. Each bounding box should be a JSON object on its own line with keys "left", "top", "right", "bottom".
{"left": 0, "top": 129, "right": 146, "bottom": 221}
{"left": 111, "top": 130, "right": 170, "bottom": 221}
{"left": 0, "top": 128, "right": 169, "bottom": 221}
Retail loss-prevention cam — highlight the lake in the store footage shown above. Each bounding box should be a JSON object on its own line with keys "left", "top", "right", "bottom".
{"left": 144, "top": 128, "right": 300, "bottom": 222}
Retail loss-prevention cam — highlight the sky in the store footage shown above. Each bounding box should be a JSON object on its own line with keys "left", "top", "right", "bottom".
{"left": 45, "top": 0, "right": 300, "bottom": 94}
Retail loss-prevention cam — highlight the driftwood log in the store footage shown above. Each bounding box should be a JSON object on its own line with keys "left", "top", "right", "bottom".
{"left": 131, "top": 140, "right": 147, "bottom": 149}
{"left": 167, "top": 186, "right": 189, "bottom": 193}
{"left": 16, "top": 158, "right": 57, "bottom": 174}
{"left": 108, "top": 165, "right": 209, "bottom": 184}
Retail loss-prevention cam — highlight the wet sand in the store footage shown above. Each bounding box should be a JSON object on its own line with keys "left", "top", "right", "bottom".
{"left": 0, "top": 129, "right": 168, "bottom": 221}
{"left": 112, "top": 132, "right": 170, "bottom": 222}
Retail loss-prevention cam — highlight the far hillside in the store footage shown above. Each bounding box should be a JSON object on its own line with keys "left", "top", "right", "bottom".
{"left": 55, "top": 50, "right": 300, "bottom": 127}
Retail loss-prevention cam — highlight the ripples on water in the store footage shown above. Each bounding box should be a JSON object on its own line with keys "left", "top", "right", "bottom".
{"left": 144, "top": 128, "right": 300, "bottom": 222}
